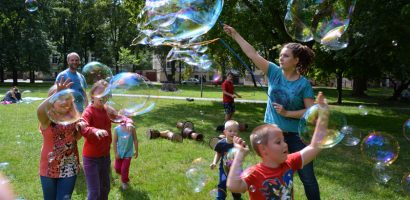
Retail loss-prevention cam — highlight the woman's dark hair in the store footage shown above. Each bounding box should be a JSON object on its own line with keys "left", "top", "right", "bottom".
{"left": 283, "top": 43, "right": 315, "bottom": 74}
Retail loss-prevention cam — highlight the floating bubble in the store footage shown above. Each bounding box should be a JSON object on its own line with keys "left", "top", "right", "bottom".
{"left": 82, "top": 61, "right": 113, "bottom": 86}
{"left": 0, "top": 162, "right": 9, "bottom": 170}
{"left": 212, "top": 73, "right": 221, "bottom": 84}
{"left": 299, "top": 104, "right": 346, "bottom": 148}
{"left": 402, "top": 173, "right": 410, "bottom": 195}
{"left": 249, "top": 185, "right": 256, "bottom": 193}
{"left": 361, "top": 131, "right": 400, "bottom": 165}
{"left": 134, "top": 0, "right": 223, "bottom": 46}
{"left": 284, "top": 0, "right": 356, "bottom": 50}
{"left": 25, "top": 0, "right": 39, "bottom": 12}
{"left": 403, "top": 119, "right": 410, "bottom": 141}
{"left": 223, "top": 148, "right": 239, "bottom": 175}
{"left": 358, "top": 105, "right": 368, "bottom": 115}
{"left": 185, "top": 167, "right": 207, "bottom": 193}
{"left": 46, "top": 89, "right": 81, "bottom": 125}
{"left": 372, "top": 162, "right": 393, "bottom": 184}
{"left": 392, "top": 40, "right": 398, "bottom": 47}
{"left": 283, "top": 10, "right": 313, "bottom": 42}
{"left": 340, "top": 125, "right": 362, "bottom": 146}
{"left": 103, "top": 73, "right": 157, "bottom": 122}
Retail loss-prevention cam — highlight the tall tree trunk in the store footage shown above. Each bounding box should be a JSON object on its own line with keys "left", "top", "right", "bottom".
{"left": 0, "top": 66, "right": 4, "bottom": 83}
{"left": 170, "top": 60, "right": 176, "bottom": 83}
{"left": 30, "top": 70, "right": 35, "bottom": 83}
{"left": 352, "top": 76, "right": 367, "bottom": 97}
{"left": 336, "top": 70, "right": 343, "bottom": 104}
{"left": 12, "top": 68, "right": 18, "bottom": 86}
{"left": 178, "top": 61, "right": 182, "bottom": 83}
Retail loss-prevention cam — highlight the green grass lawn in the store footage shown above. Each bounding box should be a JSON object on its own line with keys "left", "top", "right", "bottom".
{"left": 0, "top": 83, "right": 409, "bottom": 199}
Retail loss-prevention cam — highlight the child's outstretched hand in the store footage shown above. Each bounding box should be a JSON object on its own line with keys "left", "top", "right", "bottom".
{"left": 95, "top": 129, "right": 108, "bottom": 139}
{"left": 56, "top": 76, "right": 73, "bottom": 92}
{"left": 316, "top": 92, "right": 329, "bottom": 119}
{"left": 209, "top": 163, "right": 216, "bottom": 170}
{"left": 134, "top": 151, "right": 138, "bottom": 159}
{"left": 233, "top": 136, "right": 249, "bottom": 155}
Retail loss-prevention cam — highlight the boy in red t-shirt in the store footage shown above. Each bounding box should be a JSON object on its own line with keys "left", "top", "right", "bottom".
{"left": 227, "top": 92, "right": 329, "bottom": 200}
{"left": 221, "top": 72, "right": 241, "bottom": 121}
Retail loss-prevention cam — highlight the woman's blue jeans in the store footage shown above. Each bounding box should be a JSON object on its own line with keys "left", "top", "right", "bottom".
{"left": 285, "top": 133, "right": 321, "bottom": 200}
{"left": 40, "top": 175, "right": 77, "bottom": 200}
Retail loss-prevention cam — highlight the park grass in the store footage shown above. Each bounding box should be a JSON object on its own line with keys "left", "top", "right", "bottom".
{"left": 0, "top": 83, "right": 409, "bottom": 199}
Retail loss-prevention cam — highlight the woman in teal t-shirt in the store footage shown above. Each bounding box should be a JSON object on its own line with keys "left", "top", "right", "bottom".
{"left": 223, "top": 24, "right": 320, "bottom": 200}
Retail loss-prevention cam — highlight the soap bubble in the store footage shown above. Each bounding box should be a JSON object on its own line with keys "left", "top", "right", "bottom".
{"left": 340, "top": 125, "right": 362, "bottom": 146}
{"left": 299, "top": 104, "right": 346, "bottom": 148}
{"left": 361, "top": 131, "right": 400, "bottom": 165}
{"left": 82, "top": 61, "right": 113, "bottom": 86}
{"left": 372, "top": 162, "right": 393, "bottom": 184}
{"left": 46, "top": 89, "right": 81, "bottom": 125}
{"left": 103, "top": 73, "right": 156, "bottom": 122}
{"left": 134, "top": 0, "right": 223, "bottom": 47}
{"left": 25, "top": 0, "right": 39, "bottom": 12}
{"left": 403, "top": 119, "right": 410, "bottom": 141}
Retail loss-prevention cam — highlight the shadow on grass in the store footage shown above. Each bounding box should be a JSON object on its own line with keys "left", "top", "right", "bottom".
{"left": 119, "top": 186, "right": 150, "bottom": 199}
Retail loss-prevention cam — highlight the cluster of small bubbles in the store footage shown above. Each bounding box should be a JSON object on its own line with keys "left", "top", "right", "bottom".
{"left": 25, "top": 0, "right": 39, "bottom": 12}
{"left": 167, "top": 45, "right": 213, "bottom": 70}
{"left": 46, "top": 89, "right": 81, "bottom": 125}
{"left": 392, "top": 40, "right": 398, "bottom": 47}
{"left": 299, "top": 104, "right": 346, "bottom": 148}
{"left": 284, "top": 0, "right": 356, "bottom": 50}
{"left": 402, "top": 173, "right": 410, "bottom": 195}
{"left": 200, "top": 110, "right": 204, "bottom": 115}
{"left": 403, "top": 119, "right": 410, "bottom": 141}
{"left": 372, "top": 162, "right": 393, "bottom": 184}
{"left": 361, "top": 131, "right": 400, "bottom": 165}
{"left": 340, "top": 125, "right": 362, "bottom": 146}
{"left": 358, "top": 105, "right": 368, "bottom": 116}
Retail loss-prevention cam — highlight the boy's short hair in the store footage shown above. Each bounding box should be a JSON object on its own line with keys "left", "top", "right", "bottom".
{"left": 250, "top": 124, "right": 281, "bottom": 157}
{"left": 225, "top": 120, "right": 239, "bottom": 130}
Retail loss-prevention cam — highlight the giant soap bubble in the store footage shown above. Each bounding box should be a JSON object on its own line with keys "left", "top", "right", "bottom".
{"left": 361, "top": 131, "right": 400, "bottom": 165}
{"left": 134, "top": 0, "right": 224, "bottom": 47}
{"left": 46, "top": 89, "right": 81, "bottom": 125}
{"left": 299, "top": 104, "right": 346, "bottom": 148}
{"left": 103, "top": 72, "right": 156, "bottom": 122}
{"left": 82, "top": 61, "right": 113, "bottom": 86}
{"left": 284, "top": 0, "right": 356, "bottom": 50}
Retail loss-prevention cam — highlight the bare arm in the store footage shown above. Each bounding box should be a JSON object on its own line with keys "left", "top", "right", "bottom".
{"left": 132, "top": 128, "right": 139, "bottom": 159}
{"left": 222, "top": 89, "right": 235, "bottom": 98}
{"left": 223, "top": 24, "right": 269, "bottom": 74}
{"left": 210, "top": 152, "right": 222, "bottom": 170}
{"left": 113, "top": 131, "right": 119, "bottom": 159}
{"left": 300, "top": 92, "right": 329, "bottom": 165}
{"left": 227, "top": 136, "right": 249, "bottom": 193}
{"left": 274, "top": 98, "right": 315, "bottom": 119}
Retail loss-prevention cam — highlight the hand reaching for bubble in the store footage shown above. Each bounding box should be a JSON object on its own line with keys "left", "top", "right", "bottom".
{"left": 56, "top": 76, "right": 73, "bottom": 92}
{"left": 273, "top": 102, "right": 287, "bottom": 116}
{"left": 233, "top": 136, "right": 249, "bottom": 155}
{"left": 223, "top": 24, "right": 238, "bottom": 38}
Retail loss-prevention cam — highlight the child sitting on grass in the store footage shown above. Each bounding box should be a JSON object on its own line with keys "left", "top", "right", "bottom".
{"left": 227, "top": 92, "right": 329, "bottom": 199}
